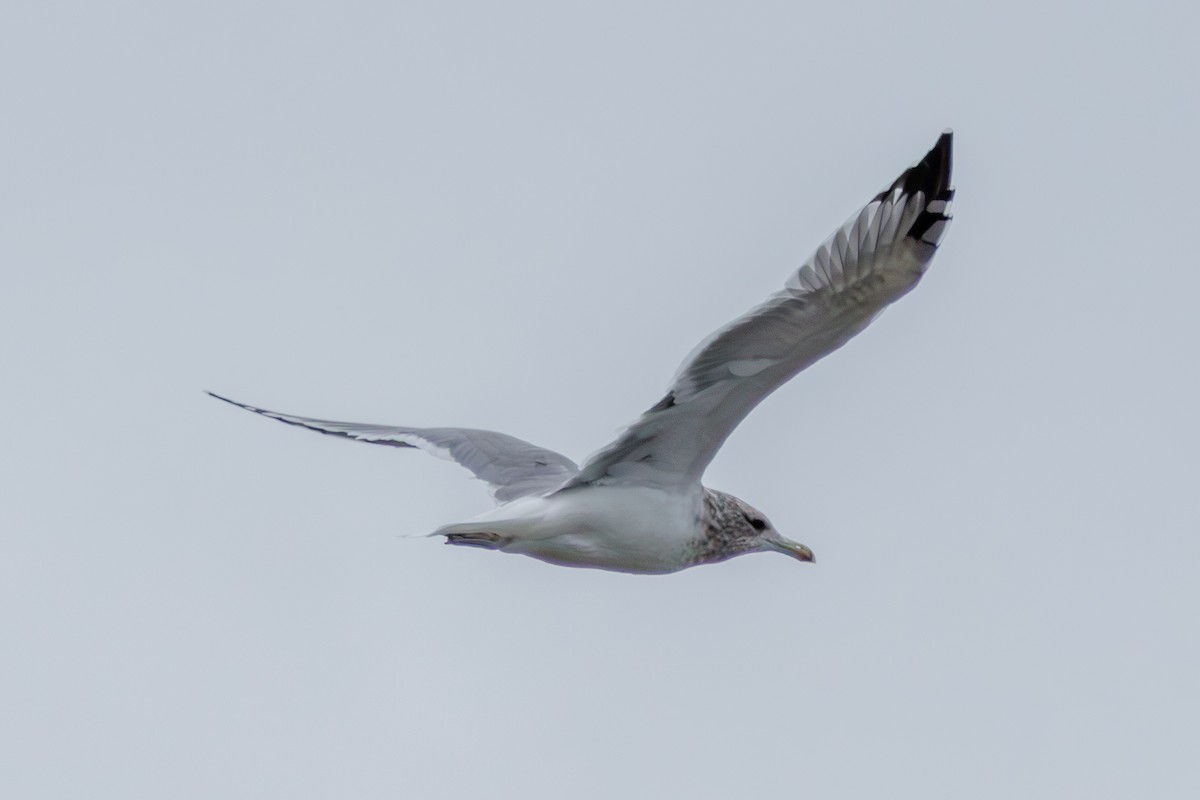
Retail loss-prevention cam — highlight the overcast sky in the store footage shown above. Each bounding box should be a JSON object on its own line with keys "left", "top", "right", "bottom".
{"left": 3, "top": 2, "right": 1198, "bottom": 798}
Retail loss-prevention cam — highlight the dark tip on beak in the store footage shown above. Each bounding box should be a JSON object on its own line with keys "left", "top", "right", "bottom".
{"left": 766, "top": 537, "right": 815, "bottom": 564}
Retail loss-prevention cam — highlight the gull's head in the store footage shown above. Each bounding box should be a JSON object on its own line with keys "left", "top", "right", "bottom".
{"left": 699, "top": 490, "right": 815, "bottom": 566}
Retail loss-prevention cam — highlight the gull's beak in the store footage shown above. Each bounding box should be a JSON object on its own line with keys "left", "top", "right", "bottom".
{"left": 765, "top": 535, "right": 816, "bottom": 563}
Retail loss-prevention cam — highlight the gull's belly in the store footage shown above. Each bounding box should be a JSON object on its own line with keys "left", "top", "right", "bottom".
{"left": 499, "top": 485, "right": 704, "bottom": 574}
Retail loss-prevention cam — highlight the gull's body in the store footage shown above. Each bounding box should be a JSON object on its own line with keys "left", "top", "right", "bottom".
{"left": 211, "top": 132, "right": 955, "bottom": 574}
{"left": 454, "top": 485, "right": 705, "bottom": 573}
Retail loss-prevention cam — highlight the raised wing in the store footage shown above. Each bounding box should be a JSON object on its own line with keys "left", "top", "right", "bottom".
{"left": 207, "top": 392, "right": 579, "bottom": 502}
{"left": 563, "top": 131, "right": 955, "bottom": 490}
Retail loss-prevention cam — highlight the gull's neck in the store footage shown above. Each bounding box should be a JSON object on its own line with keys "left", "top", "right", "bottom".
{"left": 686, "top": 488, "right": 758, "bottom": 566}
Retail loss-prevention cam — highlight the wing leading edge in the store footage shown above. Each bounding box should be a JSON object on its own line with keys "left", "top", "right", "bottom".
{"left": 562, "top": 131, "right": 955, "bottom": 490}
{"left": 207, "top": 392, "right": 579, "bottom": 502}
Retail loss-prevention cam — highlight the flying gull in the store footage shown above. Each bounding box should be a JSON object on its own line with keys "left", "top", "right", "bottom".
{"left": 210, "top": 131, "right": 954, "bottom": 574}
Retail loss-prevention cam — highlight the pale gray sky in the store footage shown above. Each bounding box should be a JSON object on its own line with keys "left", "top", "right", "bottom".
{"left": 3, "top": 2, "right": 1198, "bottom": 798}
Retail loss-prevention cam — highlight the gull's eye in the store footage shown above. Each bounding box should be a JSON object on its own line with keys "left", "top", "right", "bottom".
{"left": 749, "top": 518, "right": 767, "bottom": 531}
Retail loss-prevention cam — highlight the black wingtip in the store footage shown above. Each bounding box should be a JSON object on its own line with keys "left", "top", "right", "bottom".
{"left": 928, "top": 129, "right": 953, "bottom": 193}
{"left": 205, "top": 391, "right": 271, "bottom": 417}
{"left": 206, "top": 390, "right": 246, "bottom": 409}
{"left": 867, "top": 131, "right": 956, "bottom": 247}
{"left": 872, "top": 130, "right": 955, "bottom": 204}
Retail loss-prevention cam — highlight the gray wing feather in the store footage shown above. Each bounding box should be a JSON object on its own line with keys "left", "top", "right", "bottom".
{"left": 207, "top": 392, "right": 578, "bottom": 502}
{"left": 563, "top": 132, "right": 954, "bottom": 490}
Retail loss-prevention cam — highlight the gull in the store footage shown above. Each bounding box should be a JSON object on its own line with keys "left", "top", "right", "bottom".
{"left": 210, "top": 131, "right": 954, "bottom": 574}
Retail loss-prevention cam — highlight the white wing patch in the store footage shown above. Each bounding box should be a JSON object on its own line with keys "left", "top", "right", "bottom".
{"left": 390, "top": 432, "right": 455, "bottom": 463}
{"left": 727, "top": 358, "right": 778, "bottom": 377}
